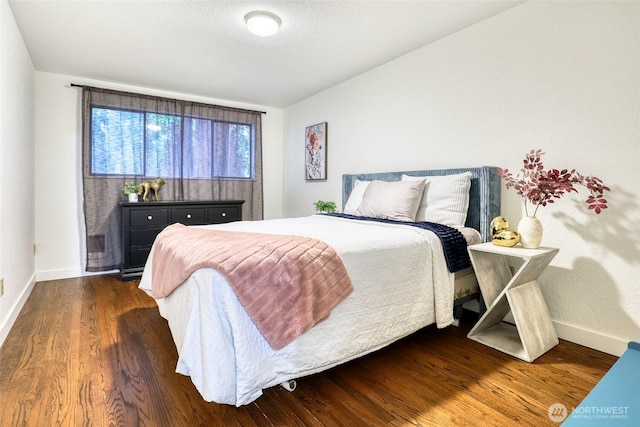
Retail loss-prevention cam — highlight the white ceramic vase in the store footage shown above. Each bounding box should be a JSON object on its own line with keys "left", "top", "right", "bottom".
{"left": 517, "top": 216, "right": 543, "bottom": 249}
{"left": 128, "top": 192, "right": 138, "bottom": 202}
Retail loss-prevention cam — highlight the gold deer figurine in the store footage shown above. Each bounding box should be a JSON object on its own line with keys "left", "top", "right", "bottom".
{"left": 137, "top": 178, "right": 165, "bottom": 202}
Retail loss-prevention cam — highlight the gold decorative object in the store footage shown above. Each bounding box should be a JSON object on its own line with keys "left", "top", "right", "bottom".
{"left": 490, "top": 216, "right": 520, "bottom": 247}
{"left": 490, "top": 216, "right": 509, "bottom": 239}
{"left": 493, "top": 230, "right": 520, "bottom": 247}
{"left": 138, "top": 178, "right": 165, "bottom": 202}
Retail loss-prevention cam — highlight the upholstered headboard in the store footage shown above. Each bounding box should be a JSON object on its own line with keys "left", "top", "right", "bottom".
{"left": 342, "top": 166, "right": 501, "bottom": 242}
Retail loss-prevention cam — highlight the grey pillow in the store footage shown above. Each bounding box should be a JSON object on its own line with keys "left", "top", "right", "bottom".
{"left": 355, "top": 179, "right": 426, "bottom": 222}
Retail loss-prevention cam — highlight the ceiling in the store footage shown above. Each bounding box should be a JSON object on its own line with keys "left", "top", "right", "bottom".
{"left": 9, "top": 1, "right": 523, "bottom": 108}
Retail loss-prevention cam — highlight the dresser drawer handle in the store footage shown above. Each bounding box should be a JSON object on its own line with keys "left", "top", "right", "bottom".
{"left": 186, "top": 214, "right": 192, "bottom": 219}
{"left": 147, "top": 215, "right": 153, "bottom": 221}
{"left": 221, "top": 212, "right": 226, "bottom": 217}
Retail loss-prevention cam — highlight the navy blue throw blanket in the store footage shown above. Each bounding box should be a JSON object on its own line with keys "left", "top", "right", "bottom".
{"left": 322, "top": 213, "right": 471, "bottom": 273}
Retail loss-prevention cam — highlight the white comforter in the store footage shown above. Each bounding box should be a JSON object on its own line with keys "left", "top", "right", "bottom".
{"left": 139, "top": 214, "right": 455, "bottom": 406}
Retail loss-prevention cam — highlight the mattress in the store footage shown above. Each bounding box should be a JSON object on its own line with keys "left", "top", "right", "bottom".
{"left": 454, "top": 267, "right": 479, "bottom": 300}
{"left": 453, "top": 226, "right": 480, "bottom": 301}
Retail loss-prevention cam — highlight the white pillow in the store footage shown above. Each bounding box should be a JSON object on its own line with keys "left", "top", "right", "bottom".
{"left": 402, "top": 172, "right": 471, "bottom": 227}
{"left": 343, "top": 179, "right": 370, "bottom": 214}
{"left": 355, "top": 179, "right": 426, "bottom": 222}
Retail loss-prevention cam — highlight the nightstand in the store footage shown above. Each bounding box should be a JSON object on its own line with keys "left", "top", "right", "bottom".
{"left": 467, "top": 242, "right": 559, "bottom": 362}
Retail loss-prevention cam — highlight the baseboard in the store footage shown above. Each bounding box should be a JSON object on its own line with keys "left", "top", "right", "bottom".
{"left": 0, "top": 273, "right": 36, "bottom": 348}
{"left": 553, "top": 320, "right": 627, "bottom": 357}
{"left": 36, "top": 267, "right": 118, "bottom": 282}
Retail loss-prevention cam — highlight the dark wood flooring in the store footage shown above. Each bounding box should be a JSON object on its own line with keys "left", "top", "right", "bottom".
{"left": 0, "top": 274, "right": 616, "bottom": 426}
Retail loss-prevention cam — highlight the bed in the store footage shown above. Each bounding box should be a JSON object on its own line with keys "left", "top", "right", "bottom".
{"left": 342, "top": 166, "right": 500, "bottom": 318}
{"left": 139, "top": 166, "right": 500, "bottom": 406}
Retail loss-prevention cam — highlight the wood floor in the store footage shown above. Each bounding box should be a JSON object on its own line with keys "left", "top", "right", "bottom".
{"left": 0, "top": 275, "right": 616, "bottom": 427}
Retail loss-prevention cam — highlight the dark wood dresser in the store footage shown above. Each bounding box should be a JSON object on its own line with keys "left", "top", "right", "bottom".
{"left": 120, "top": 200, "right": 244, "bottom": 280}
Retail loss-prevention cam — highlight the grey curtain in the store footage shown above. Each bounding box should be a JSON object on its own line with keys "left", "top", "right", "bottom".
{"left": 81, "top": 86, "right": 263, "bottom": 272}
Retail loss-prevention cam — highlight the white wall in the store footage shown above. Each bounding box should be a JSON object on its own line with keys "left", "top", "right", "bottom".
{"left": 34, "top": 72, "right": 284, "bottom": 281}
{"left": 283, "top": 1, "right": 640, "bottom": 356}
{"left": 0, "top": 0, "right": 36, "bottom": 345}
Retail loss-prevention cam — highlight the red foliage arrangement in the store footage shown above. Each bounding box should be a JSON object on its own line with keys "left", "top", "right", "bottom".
{"left": 499, "top": 149, "right": 610, "bottom": 217}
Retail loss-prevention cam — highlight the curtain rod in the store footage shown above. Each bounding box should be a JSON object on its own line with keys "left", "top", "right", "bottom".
{"left": 69, "top": 83, "right": 267, "bottom": 115}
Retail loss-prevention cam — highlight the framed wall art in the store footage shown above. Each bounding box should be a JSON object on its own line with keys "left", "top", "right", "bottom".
{"left": 305, "top": 122, "right": 327, "bottom": 181}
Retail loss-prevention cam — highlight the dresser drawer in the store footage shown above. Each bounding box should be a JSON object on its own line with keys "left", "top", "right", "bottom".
{"left": 130, "top": 228, "right": 163, "bottom": 247}
{"left": 171, "top": 207, "right": 207, "bottom": 225}
{"left": 130, "top": 209, "right": 169, "bottom": 227}
{"left": 208, "top": 206, "right": 241, "bottom": 223}
{"left": 130, "top": 247, "right": 152, "bottom": 267}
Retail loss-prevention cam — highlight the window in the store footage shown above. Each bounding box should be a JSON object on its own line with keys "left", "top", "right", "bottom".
{"left": 90, "top": 107, "right": 254, "bottom": 179}
{"left": 81, "top": 85, "right": 263, "bottom": 272}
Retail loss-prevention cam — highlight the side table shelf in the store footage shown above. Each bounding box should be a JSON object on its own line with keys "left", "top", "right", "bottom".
{"left": 467, "top": 243, "right": 559, "bottom": 362}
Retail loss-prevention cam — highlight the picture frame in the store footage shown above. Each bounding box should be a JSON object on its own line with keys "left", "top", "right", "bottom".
{"left": 305, "top": 122, "right": 327, "bottom": 181}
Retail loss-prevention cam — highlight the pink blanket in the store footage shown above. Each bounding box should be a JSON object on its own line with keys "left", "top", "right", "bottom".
{"left": 151, "top": 223, "right": 354, "bottom": 350}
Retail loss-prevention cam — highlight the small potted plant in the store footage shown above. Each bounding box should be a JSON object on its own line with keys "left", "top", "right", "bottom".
{"left": 123, "top": 182, "right": 139, "bottom": 202}
{"left": 313, "top": 200, "right": 337, "bottom": 213}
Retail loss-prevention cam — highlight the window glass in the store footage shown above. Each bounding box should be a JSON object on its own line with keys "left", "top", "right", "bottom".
{"left": 90, "top": 107, "right": 253, "bottom": 179}
{"left": 183, "top": 117, "right": 212, "bottom": 179}
{"left": 213, "top": 122, "right": 252, "bottom": 178}
{"left": 145, "top": 113, "right": 182, "bottom": 178}
{"left": 91, "top": 108, "right": 143, "bottom": 175}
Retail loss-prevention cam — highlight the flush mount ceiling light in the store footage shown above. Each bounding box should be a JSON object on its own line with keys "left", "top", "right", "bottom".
{"left": 244, "top": 10, "right": 282, "bottom": 37}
